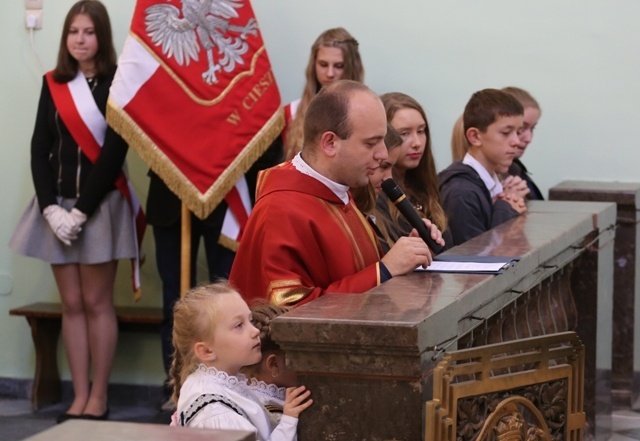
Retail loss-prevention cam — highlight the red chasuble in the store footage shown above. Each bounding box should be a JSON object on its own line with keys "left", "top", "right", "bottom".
{"left": 229, "top": 161, "right": 383, "bottom": 306}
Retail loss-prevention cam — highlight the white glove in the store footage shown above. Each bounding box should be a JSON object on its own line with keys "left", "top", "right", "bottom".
{"left": 43, "top": 205, "right": 78, "bottom": 246}
{"left": 69, "top": 208, "right": 87, "bottom": 234}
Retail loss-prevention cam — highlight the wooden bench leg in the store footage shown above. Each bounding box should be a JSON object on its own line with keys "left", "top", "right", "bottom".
{"left": 27, "top": 317, "right": 61, "bottom": 410}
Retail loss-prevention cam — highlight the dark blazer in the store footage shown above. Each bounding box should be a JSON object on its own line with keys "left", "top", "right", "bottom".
{"left": 439, "top": 161, "right": 519, "bottom": 246}
{"left": 32, "top": 72, "right": 128, "bottom": 217}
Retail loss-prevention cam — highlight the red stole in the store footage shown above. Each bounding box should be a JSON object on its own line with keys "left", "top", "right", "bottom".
{"left": 46, "top": 71, "right": 146, "bottom": 300}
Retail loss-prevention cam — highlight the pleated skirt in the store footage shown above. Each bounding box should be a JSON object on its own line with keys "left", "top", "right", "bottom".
{"left": 9, "top": 190, "right": 137, "bottom": 265}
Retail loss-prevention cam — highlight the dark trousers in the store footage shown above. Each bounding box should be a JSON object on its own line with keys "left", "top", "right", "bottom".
{"left": 153, "top": 214, "right": 235, "bottom": 391}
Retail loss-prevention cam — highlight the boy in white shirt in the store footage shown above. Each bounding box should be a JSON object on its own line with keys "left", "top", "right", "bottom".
{"left": 439, "top": 89, "right": 527, "bottom": 246}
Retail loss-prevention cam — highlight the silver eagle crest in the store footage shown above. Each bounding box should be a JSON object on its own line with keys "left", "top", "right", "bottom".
{"left": 145, "top": 0, "right": 259, "bottom": 84}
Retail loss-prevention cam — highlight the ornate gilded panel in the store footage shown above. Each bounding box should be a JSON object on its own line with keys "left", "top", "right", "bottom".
{"left": 426, "top": 332, "right": 585, "bottom": 441}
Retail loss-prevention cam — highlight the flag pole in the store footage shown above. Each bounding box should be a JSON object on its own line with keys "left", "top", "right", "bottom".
{"left": 180, "top": 201, "right": 191, "bottom": 298}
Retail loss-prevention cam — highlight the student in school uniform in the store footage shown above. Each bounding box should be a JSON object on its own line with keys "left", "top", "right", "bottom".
{"left": 438, "top": 89, "right": 527, "bottom": 246}
{"left": 502, "top": 87, "right": 544, "bottom": 200}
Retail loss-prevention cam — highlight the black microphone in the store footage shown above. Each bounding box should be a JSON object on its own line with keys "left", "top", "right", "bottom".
{"left": 381, "top": 178, "right": 444, "bottom": 254}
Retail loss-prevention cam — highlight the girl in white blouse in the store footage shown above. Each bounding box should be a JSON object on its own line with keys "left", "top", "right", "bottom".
{"left": 169, "top": 283, "right": 313, "bottom": 440}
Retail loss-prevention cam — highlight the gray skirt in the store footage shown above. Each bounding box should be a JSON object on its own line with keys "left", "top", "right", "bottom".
{"left": 9, "top": 190, "right": 137, "bottom": 265}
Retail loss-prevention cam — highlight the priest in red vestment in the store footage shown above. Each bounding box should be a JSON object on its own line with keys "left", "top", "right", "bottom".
{"left": 229, "top": 80, "right": 444, "bottom": 306}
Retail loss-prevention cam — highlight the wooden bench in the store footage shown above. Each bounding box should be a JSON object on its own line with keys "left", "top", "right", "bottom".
{"left": 9, "top": 302, "right": 163, "bottom": 410}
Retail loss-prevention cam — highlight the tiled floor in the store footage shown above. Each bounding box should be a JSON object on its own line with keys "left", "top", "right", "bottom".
{"left": 2, "top": 396, "right": 640, "bottom": 440}
{"left": 611, "top": 410, "right": 640, "bottom": 441}
{"left": 0, "top": 397, "right": 172, "bottom": 440}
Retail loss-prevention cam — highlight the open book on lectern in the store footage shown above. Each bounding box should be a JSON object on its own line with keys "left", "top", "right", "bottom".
{"left": 415, "top": 255, "right": 520, "bottom": 275}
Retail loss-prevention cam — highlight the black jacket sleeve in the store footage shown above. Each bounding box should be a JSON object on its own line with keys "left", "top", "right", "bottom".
{"left": 443, "top": 186, "right": 490, "bottom": 246}
{"left": 73, "top": 75, "right": 128, "bottom": 218}
{"left": 30, "top": 77, "right": 58, "bottom": 212}
{"left": 491, "top": 199, "right": 519, "bottom": 228}
{"left": 74, "top": 127, "right": 128, "bottom": 217}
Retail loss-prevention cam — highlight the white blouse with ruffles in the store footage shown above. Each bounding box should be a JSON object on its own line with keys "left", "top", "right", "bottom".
{"left": 176, "top": 364, "right": 298, "bottom": 441}
{"left": 247, "top": 377, "right": 286, "bottom": 423}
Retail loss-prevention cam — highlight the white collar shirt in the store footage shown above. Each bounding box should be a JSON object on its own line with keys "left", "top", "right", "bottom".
{"left": 462, "top": 153, "right": 503, "bottom": 199}
{"left": 292, "top": 152, "right": 350, "bottom": 205}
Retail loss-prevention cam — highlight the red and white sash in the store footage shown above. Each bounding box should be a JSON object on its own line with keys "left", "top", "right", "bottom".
{"left": 46, "top": 71, "right": 146, "bottom": 300}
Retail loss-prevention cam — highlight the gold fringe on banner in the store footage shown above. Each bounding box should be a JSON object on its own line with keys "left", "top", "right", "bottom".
{"left": 107, "top": 99, "right": 284, "bottom": 221}
{"left": 201, "top": 108, "right": 284, "bottom": 217}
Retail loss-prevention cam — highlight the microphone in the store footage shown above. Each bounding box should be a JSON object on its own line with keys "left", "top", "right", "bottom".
{"left": 381, "top": 178, "right": 444, "bottom": 254}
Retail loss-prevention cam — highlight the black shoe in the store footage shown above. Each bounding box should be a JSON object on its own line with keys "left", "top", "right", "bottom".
{"left": 81, "top": 407, "right": 110, "bottom": 421}
{"left": 56, "top": 412, "right": 82, "bottom": 424}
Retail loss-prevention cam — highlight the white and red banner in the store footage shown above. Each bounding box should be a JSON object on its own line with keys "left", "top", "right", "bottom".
{"left": 47, "top": 71, "right": 146, "bottom": 300}
{"left": 107, "top": 0, "right": 283, "bottom": 247}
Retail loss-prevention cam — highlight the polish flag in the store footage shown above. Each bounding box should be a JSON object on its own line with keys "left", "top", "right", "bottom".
{"left": 107, "top": 0, "right": 282, "bottom": 248}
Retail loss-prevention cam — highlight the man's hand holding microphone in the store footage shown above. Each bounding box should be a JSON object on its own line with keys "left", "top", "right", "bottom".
{"left": 379, "top": 179, "right": 445, "bottom": 276}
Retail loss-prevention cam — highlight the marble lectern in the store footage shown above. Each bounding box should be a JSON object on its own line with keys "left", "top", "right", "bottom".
{"left": 272, "top": 201, "right": 615, "bottom": 441}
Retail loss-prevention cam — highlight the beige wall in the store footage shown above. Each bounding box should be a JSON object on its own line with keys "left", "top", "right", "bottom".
{"left": 1, "top": 1, "right": 639, "bottom": 385}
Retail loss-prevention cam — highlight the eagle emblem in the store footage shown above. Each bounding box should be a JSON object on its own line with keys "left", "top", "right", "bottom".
{"left": 145, "top": 0, "right": 259, "bottom": 84}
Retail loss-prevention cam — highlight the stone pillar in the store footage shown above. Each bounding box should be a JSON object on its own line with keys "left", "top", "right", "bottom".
{"left": 550, "top": 181, "right": 640, "bottom": 410}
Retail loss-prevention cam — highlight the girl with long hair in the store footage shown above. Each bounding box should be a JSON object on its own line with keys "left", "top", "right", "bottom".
{"left": 377, "top": 92, "right": 451, "bottom": 249}
{"left": 10, "top": 0, "right": 139, "bottom": 423}
{"left": 283, "top": 27, "right": 364, "bottom": 160}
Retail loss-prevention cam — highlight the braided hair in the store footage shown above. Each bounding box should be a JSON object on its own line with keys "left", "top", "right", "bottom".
{"left": 168, "top": 282, "right": 239, "bottom": 405}
{"left": 241, "top": 303, "right": 290, "bottom": 378}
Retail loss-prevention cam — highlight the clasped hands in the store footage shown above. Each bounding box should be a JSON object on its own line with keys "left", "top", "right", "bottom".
{"left": 43, "top": 205, "right": 88, "bottom": 246}
{"left": 498, "top": 175, "right": 529, "bottom": 214}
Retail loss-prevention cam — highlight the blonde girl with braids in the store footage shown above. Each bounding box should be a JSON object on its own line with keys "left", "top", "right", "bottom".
{"left": 376, "top": 92, "right": 452, "bottom": 250}
{"left": 169, "top": 282, "right": 312, "bottom": 439}
{"left": 283, "top": 27, "right": 364, "bottom": 160}
{"left": 242, "top": 304, "right": 297, "bottom": 421}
